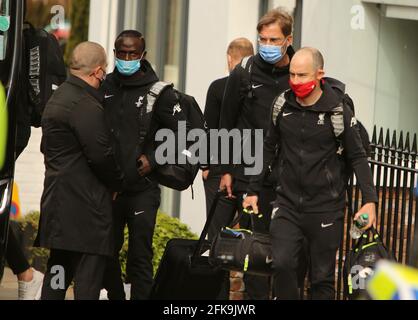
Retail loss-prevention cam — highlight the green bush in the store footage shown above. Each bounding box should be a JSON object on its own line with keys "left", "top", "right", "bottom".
{"left": 17, "top": 211, "right": 197, "bottom": 278}
{"left": 14, "top": 212, "right": 50, "bottom": 273}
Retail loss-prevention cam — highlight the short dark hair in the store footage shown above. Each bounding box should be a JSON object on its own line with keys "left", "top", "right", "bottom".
{"left": 257, "top": 8, "right": 294, "bottom": 37}
{"left": 115, "top": 30, "right": 146, "bottom": 52}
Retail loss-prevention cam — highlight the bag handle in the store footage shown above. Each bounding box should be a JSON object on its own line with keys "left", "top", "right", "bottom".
{"left": 191, "top": 190, "right": 224, "bottom": 260}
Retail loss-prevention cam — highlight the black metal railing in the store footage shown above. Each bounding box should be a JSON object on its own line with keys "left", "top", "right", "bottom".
{"left": 335, "top": 126, "right": 418, "bottom": 300}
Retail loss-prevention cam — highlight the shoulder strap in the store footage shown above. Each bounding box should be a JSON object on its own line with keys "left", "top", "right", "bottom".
{"left": 240, "top": 55, "right": 253, "bottom": 72}
{"left": 271, "top": 91, "right": 288, "bottom": 126}
{"left": 139, "top": 81, "right": 174, "bottom": 147}
{"left": 146, "top": 81, "right": 173, "bottom": 114}
{"left": 330, "top": 102, "right": 345, "bottom": 155}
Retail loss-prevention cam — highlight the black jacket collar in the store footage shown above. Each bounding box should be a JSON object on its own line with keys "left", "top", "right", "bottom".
{"left": 67, "top": 75, "right": 104, "bottom": 103}
{"left": 253, "top": 45, "right": 296, "bottom": 75}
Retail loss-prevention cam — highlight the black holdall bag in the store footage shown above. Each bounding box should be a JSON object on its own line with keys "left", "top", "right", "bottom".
{"left": 209, "top": 208, "right": 273, "bottom": 276}
{"left": 150, "top": 191, "right": 226, "bottom": 300}
{"left": 343, "top": 226, "right": 394, "bottom": 300}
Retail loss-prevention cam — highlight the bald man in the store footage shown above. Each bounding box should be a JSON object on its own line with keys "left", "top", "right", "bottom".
{"left": 36, "top": 41, "right": 124, "bottom": 300}
{"left": 244, "top": 47, "right": 378, "bottom": 300}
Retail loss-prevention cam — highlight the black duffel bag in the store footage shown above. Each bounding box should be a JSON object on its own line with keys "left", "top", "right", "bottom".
{"left": 209, "top": 209, "right": 273, "bottom": 276}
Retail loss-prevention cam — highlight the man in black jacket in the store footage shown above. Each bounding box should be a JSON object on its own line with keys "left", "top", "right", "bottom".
{"left": 203, "top": 37, "right": 254, "bottom": 241}
{"left": 37, "top": 42, "right": 124, "bottom": 300}
{"left": 101, "top": 30, "right": 188, "bottom": 300}
{"left": 243, "top": 47, "right": 378, "bottom": 300}
{"left": 218, "top": 9, "right": 295, "bottom": 300}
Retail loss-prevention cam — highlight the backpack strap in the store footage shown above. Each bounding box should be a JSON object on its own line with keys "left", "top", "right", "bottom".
{"left": 271, "top": 91, "right": 288, "bottom": 126}
{"left": 239, "top": 56, "right": 255, "bottom": 99}
{"left": 146, "top": 81, "right": 173, "bottom": 114}
{"left": 330, "top": 103, "right": 345, "bottom": 155}
{"left": 241, "top": 56, "right": 252, "bottom": 71}
{"left": 139, "top": 81, "right": 174, "bottom": 146}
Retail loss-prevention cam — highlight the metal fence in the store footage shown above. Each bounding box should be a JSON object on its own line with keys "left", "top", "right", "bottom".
{"left": 335, "top": 127, "right": 418, "bottom": 300}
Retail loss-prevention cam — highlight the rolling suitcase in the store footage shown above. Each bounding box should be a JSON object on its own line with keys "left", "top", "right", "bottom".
{"left": 150, "top": 191, "right": 227, "bottom": 300}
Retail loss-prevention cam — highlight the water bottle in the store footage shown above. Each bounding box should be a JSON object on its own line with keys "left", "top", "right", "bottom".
{"left": 350, "top": 214, "right": 369, "bottom": 239}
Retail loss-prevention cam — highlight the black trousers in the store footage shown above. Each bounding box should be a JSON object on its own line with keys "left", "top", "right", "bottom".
{"left": 6, "top": 227, "right": 30, "bottom": 275}
{"left": 41, "top": 249, "right": 107, "bottom": 300}
{"left": 103, "top": 186, "right": 160, "bottom": 300}
{"left": 270, "top": 206, "right": 343, "bottom": 300}
{"left": 204, "top": 177, "right": 276, "bottom": 300}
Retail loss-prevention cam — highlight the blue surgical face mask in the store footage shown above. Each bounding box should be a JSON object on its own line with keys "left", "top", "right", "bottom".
{"left": 259, "top": 44, "right": 287, "bottom": 65}
{"left": 115, "top": 58, "right": 141, "bottom": 76}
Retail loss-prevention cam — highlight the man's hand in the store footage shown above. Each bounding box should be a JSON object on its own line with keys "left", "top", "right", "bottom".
{"left": 219, "top": 173, "right": 234, "bottom": 198}
{"left": 202, "top": 169, "right": 209, "bottom": 181}
{"left": 242, "top": 195, "right": 259, "bottom": 215}
{"left": 112, "top": 192, "right": 119, "bottom": 201}
{"left": 137, "top": 155, "right": 152, "bottom": 177}
{"left": 354, "top": 202, "right": 376, "bottom": 231}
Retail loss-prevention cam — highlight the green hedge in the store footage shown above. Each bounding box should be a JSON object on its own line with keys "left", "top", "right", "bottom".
{"left": 15, "top": 211, "right": 197, "bottom": 279}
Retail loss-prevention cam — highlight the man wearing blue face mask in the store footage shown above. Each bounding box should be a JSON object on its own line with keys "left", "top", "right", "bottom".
{"left": 101, "top": 30, "right": 188, "bottom": 300}
{"left": 217, "top": 9, "right": 296, "bottom": 300}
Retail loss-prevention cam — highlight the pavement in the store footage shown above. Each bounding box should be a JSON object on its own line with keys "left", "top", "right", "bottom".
{"left": 0, "top": 268, "right": 74, "bottom": 300}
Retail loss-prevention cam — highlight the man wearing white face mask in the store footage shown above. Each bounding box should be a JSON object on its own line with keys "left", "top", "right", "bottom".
{"left": 101, "top": 30, "right": 188, "bottom": 300}
{"left": 217, "top": 9, "right": 295, "bottom": 300}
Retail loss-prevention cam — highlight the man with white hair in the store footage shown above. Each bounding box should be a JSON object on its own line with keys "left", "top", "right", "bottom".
{"left": 35, "top": 41, "right": 124, "bottom": 300}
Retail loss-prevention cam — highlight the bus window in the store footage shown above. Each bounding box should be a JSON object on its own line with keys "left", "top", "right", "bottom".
{"left": 0, "top": 0, "right": 10, "bottom": 61}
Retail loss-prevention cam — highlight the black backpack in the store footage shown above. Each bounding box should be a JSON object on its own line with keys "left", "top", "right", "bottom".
{"left": 142, "top": 82, "right": 208, "bottom": 192}
{"left": 23, "top": 23, "right": 67, "bottom": 127}
{"left": 343, "top": 227, "right": 393, "bottom": 300}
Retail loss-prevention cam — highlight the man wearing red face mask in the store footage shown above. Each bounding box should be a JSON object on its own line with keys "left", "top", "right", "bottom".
{"left": 243, "top": 47, "right": 378, "bottom": 300}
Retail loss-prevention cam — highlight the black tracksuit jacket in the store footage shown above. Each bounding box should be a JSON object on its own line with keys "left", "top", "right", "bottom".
{"left": 102, "top": 60, "right": 187, "bottom": 193}
{"left": 247, "top": 81, "right": 378, "bottom": 213}
{"left": 219, "top": 48, "right": 295, "bottom": 183}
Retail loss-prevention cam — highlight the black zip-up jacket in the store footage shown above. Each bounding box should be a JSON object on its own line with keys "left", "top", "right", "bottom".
{"left": 204, "top": 77, "right": 227, "bottom": 130}
{"left": 247, "top": 80, "right": 378, "bottom": 213}
{"left": 204, "top": 76, "right": 228, "bottom": 176}
{"left": 102, "top": 60, "right": 187, "bottom": 193}
{"left": 219, "top": 48, "right": 295, "bottom": 183}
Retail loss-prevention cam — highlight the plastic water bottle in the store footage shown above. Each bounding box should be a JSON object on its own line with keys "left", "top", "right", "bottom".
{"left": 350, "top": 214, "right": 369, "bottom": 239}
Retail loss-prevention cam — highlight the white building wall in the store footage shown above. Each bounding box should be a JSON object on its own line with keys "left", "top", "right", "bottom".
{"left": 180, "top": 0, "right": 260, "bottom": 234}
{"left": 301, "top": 0, "right": 381, "bottom": 133}
{"left": 88, "top": 0, "right": 119, "bottom": 71}
{"left": 14, "top": 128, "right": 43, "bottom": 215}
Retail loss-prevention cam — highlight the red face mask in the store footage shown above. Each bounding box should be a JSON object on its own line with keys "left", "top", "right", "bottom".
{"left": 289, "top": 80, "right": 317, "bottom": 99}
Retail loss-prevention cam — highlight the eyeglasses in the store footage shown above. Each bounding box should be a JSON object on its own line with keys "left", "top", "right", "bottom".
{"left": 258, "top": 36, "right": 287, "bottom": 46}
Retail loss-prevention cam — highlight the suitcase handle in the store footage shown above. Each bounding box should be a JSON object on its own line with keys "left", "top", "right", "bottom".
{"left": 191, "top": 190, "right": 224, "bottom": 261}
